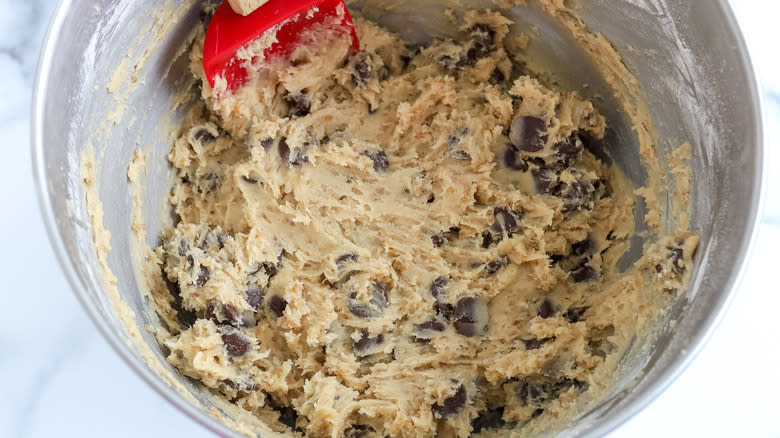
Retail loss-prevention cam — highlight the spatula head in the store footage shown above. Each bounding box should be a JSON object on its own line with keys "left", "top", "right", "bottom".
{"left": 203, "top": 0, "right": 359, "bottom": 93}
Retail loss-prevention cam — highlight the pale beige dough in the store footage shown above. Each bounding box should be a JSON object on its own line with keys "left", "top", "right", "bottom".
{"left": 228, "top": 0, "right": 269, "bottom": 16}
{"left": 141, "top": 8, "right": 699, "bottom": 438}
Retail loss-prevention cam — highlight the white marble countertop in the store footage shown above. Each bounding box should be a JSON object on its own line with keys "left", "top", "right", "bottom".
{"left": 1, "top": 0, "right": 777, "bottom": 436}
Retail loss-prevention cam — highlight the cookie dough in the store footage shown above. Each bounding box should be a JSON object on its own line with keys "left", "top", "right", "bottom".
{"left": 146, "top": 8, "right": 698, "bottom": 438}
{"left": 228, "top": 0, "right": 269, "bottom": 16}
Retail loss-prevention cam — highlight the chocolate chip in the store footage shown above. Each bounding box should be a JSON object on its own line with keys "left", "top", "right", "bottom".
{"left": 538, "top": 298, "right": 555, "bottom": 318}
{"left": 454, "top": 296, "right": 489, "bottom": 337}
{"left": 509, "top": 116, "right": 548, "bottom": 152}
{"left": 563, "top": 306, "right": 588, "bottom": 323}
{"left": 531, "top": 408, "right": 545, "bottom": 418}
{"left": 554, "top": 135, "right": 584, "bottom": 167}
{"left": 362, "top": 149, "right": 390, "bottom": 172}
{"left": 571, "top": 239, "right": 595, "bottom": 257}
{"left": 522, "top": 336, "right": 555, "bottom": 350}
{"left": 165, "top": 276, "right": 197, "bottom": 327}
{"left": 194, "top": 128, "right": 215, "bottom": 143}
{"left": 353, "top": 330, "right": 385, "bottom": 356}
{"left": 415, "top": 319, "right": 447, "bottom": 332}
{"left": 400, "top": 54, "right": 412, "bottom": 69}
{"left": 439, "top": 54, "right": 456, "bottom": 69}
{"left": 588, "top": 337, "right": 612, "bottom": 358}
{"left": 435, "top": 302, "right": 455, "bottom": 320}
{"left": 269, "top": 295, "right": 287, "bottom": 318}
{"left": 504, "top": 145, "right": 529, "bottom": 171}
{"left": 242, "top": 175, "right": 258, "bottom": 184}
{"left": 574, "top": 380, "right": 589, "bottom": 392}
{"left": 532, "top": 168, "right": 557, "bottom": 194}
{"left": 447, "top": 128, "right": 469, "bottom": 147}
{"left": 278, "top": 137, "right": 291, "bottom": 163}
{"left": 178, "top": 239, "right": 189, "bottom": 257}
{"left": 569, "top": 262, "right": 596, "bottom": 283}
{"left": 222, "top": 379, "right": 257, "bottom": 392}
{"left": 443, "top": 226, "right": 460, "bottom": 242}
{"left": 222, "top": 379, "right": 238, "bottom": 390}
{"left": 224, "top": 378, "right": 257, "bottom": 392}
{"left": 483, "top": 208, "right": 522, "bottom": 248}
{"left": 195, "top": 229, "right": 217, "bottom": 249}
{"left": 249, "top": 260, "right": 279, "bottom": 279}
{"left": 218, "top": 325, "right": 251, "bottom": 357}
{"left": 271, "top": 404, "right": 300, "bottom": 431}
{"left": 268, "top": 259, "right": 282, "bottom": 277}
{"left": 431, "top": 235, "right": 445, "bottom": 247}
{"left": 470, "top": 24, "right": 496, "bottom": 56}
{"left": 285, "top": 92, "right": 311, "bottom": 117}
{"left": 447, "top": 128, "right": 472, "bottom": 160}
{"left": 246, "top": 284, "right": 265, "bottom": 310}
{"left": 430, "top": 276, "right": 448, "bottom": 299}
{"left": 452, "top": 150, "right": 471, "bottom": 160}
{"left": 549, "top": 254, "right": 564, "bottom": 265}
{"left": 667, "top": 246, "right": 685, "bottom": 273}
{"left": 371, "top": 282, "right": 389, "bottom": 306}
{"left": 514, "top": 378, "right": 585, "bottom": 408}
{"left": 176, "top": 305, "right": 198, "bottom": 328}
{"left": 431, "top": 384, "right": 467, "bottom": 419}
{"left": 494, "top": 207, "right": 520, "bottom": 236}
{"left": 429, "top": 277, "right": 454, "bottom": 319}
{"left": 515, "top": 380, "right": 546, "bottom": 406}
{"left": 481, "top": 230, "right": 496, "bottom": 249}
{"left": 200, "top": 172, "right": 220, "bottom": 193}
{"left": 347, "top": 301, "right": 372, "bottom": 318}
{"left": 490, "top": 67, "right": 506, "bottom": 84}
{"left": 248, "top": 264, "right": 262, "bottom": 277}
{"left": 260, "top": 137, "right": 274, "bottom": 149}
{"left": 456, "top": 47, "right": 479, "bottom": 68}
{"left": 515, "top": 380, "right": 555, "bottom": 406}
{"left": 206, "top": 302, "right": 242, "bottom": 327}
{"left": 352, "top": 52, "right": 373, "bottom": 87}
{"left": 557, "top": 180, "right": 595, "bottom": 212}
{"left": 472, "top": 407, "right": 512, "bottom": 434}
{"left": 348, "top": 282, "right": 388, "bottom": 318}
{"left": 199, "top": 9, "right": 212, "bottom": 25}
{"left": 484, "top": 256, "right": 509, "bottom": 275}
{"left": 596, "top": 179, "right": 613, "bottom": 199}
{"left": 336, "top": 253, "right": 358, "bottom": 266}
{"left": 195, "top": 265, "right": 210, "bottom": 287}
{"left": 344, "top": 425, "right": 374, "bottom": 438}
{"left": 288, "top": 141, "right": 310, "bottom": 166}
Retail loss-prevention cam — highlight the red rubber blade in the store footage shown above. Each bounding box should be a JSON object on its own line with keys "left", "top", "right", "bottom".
{"left": 203, "top": 0, "right": 360, "bottom": 93}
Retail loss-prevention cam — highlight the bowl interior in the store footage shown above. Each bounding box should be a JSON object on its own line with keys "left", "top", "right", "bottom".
{"left": 33, "top": 0, "right": 761, "bottom": 436}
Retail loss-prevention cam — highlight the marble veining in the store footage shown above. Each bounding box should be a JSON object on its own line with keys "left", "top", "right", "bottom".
{"left": 0, "top": 0, "right": 777, "bottom": 436}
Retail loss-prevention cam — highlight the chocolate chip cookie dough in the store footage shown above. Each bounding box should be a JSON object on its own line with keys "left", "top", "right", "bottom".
{"left": 144, "top": 7, "right": 698, "bottom": 438}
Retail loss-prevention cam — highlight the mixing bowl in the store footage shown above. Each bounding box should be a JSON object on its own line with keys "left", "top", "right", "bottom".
{"left": 32, "top": 0, "right": 763, "bottom": 436}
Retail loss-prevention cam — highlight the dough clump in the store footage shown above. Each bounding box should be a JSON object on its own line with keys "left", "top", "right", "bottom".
{"left": 228, "top": 0, "right": 269, "bottom": 16}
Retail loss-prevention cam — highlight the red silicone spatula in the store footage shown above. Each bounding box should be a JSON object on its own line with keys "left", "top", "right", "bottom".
{"left": 203, "top": 0, "right": 360, "bottom": 93}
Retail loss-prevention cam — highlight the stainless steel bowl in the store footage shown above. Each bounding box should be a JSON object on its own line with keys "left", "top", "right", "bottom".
{"left": 32, "top": 0, "right": 763, "bottom": 436}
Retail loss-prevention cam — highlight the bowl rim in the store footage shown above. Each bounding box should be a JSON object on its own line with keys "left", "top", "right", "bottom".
{"left": 575, "top": 2, "right": 766, "bottom": 436}
{"left": 30, "top": 0, "right": 764, "bottom": 437}
{"left": 30, "top": 0, "right": 241, "bottom": 436}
